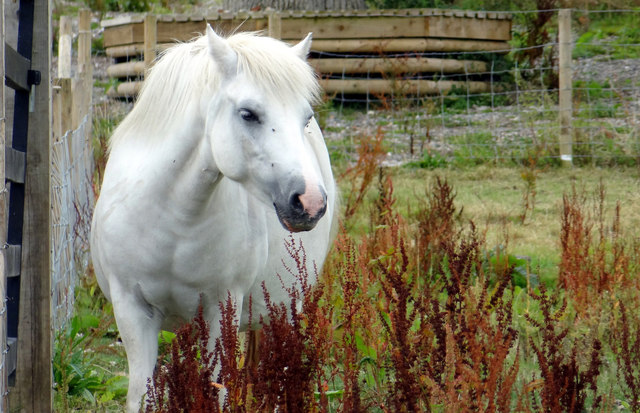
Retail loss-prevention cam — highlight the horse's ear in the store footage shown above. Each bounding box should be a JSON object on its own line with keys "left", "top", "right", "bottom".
{"left": 206, "top": 24, "right": 237, "bottom": 78}
{"left": 291, "top": 32, "right": 312, "bottom": 60}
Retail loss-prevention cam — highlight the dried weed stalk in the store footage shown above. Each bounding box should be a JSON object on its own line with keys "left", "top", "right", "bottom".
{"left": 559, "top": 183, "right": 635, "bottom": 317}
{"left": 524, "top": 285, "right": 603, "bottom": 412}
{"left": 341, "top": 127, "right": 386, "bottom": 223}
{"left": 145, "top": 304, "right": 219, "bottom": 413}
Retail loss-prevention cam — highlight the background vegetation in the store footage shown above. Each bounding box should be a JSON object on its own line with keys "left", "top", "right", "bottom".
{"left": 51, "top": 0, "right": 640, "bottom": 411}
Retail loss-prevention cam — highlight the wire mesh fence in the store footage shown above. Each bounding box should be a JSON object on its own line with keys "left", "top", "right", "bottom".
{"left": 320, "top": 8, "right": 640, "bottom": 167}
{"left": 51, "top": 112, "right": 94, "bottom": 330}
{"left": 97, "top": 8, "right": 639, "bottom": 167}
{"left": 85, "top": 7, "right": 640, "bottom": 316}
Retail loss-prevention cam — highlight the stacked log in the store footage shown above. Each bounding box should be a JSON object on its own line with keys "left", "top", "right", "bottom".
{"left": 101, "top": 9, "right": 511, "bottom": 98}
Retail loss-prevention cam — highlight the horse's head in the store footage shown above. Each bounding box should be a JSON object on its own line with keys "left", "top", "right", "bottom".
{"left": 204, "top": 26, "right": 328, "bottom": 232}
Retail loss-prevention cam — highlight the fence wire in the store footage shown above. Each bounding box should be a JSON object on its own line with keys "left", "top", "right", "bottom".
{"left": 322, "top": 9, "right": 640, "bottom": 167}
{"left": 51, "top": 112, "right": 94, "bottom": 330}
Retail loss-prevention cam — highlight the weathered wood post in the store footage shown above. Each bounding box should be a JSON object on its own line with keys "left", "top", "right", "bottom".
{"left": 558, "top": 8, "right": 573, "bottom": 166}
{"left": 54, "top": 13, "right": 73, "bottom": 141}
{"left": 10, "top": 0, "right": 52, "bottom": 410}
{"left": 268, "top": 10, "right": 282, "bottom": 40}
{"left": 78, "top": 9, "right": 92, "bottom": 74}
{"left": 144, "top": 14, "right": 158, "bottom": 73}
{"left": 57, "top": 16, "right": 72, "bottom": 78}
{"left": 74, "top": 9, "right": 92, "bottom": 129}
{"left": 53, "top": 78, "right": 73, "bottom": 141}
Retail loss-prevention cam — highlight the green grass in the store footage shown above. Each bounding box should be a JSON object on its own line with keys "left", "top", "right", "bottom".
{"left": 337, "top": 165, "right": 640, "bottom": 285}
{"left": 449, "top": 131, "right": 499, "bottom": 164}
{"left": 53, "top": 278, "right": 128, "bottom": 411}
{"left": 59, "top": 159, "right": 640, "bottom": 410}
{"left": 574, "top": 11, "right": 640, "bottom": 60}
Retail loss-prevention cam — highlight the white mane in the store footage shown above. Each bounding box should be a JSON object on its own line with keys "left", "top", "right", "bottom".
{"left": 109, "top": 31, "right": 321, "bottom": 150}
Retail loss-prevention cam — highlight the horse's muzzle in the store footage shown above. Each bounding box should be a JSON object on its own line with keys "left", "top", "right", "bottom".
{"left": 274, "top": 183, "right": 327, "bottom": 232}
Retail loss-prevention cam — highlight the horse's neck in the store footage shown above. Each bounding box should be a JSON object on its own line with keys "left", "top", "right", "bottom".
{"left": 157, "top": 121, "right": 221, "bottom": 216}
{"left": 107, "top": 111, "right": 220, "bottom": 221}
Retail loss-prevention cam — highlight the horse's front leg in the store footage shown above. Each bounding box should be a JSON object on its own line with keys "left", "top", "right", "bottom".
{"left": 110, "top": 281, "right": 163, "bottom": 413}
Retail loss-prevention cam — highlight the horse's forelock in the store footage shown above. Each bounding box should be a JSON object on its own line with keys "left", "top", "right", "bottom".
{"left": 228, "top": 32, "right": 321, "bottom": 105}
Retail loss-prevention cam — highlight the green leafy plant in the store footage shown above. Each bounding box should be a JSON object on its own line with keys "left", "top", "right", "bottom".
{"left": 54, "top": 307, "right": 127, "bottom": 410}
{"left": 54, "top": 271, "right": 128, "bottom": 411}
{"left": 405, "top": 152, "right": 448, "bottom": 169}
{"left": 54, "top": 314, "right": 105, "bottom": 408}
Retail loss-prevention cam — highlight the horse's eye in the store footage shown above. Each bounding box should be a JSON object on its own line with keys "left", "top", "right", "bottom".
{"left": 239, "top": 108, "right": 259, "bottom": 123}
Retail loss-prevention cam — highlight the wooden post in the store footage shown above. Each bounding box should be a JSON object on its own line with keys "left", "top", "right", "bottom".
{"left": 0, "top": 1, "right": 8, "bottom": 409}
{"left": 558, "top": 9, "right": 573, "bottom": 166}
{"left": 77, "top": 9, "right": 91, "bottom": 74}
{"left": 268, "top": 11, "right": 281, "bottom": 40}
{"left": 52, "top": 83, "right": 61, "bottom": 142}
{"left": 57, "top": 16, "right": 72, "bottom": 78}
{"left": 73, "top": 9, "right": 92, "bottom": 129}
{"left": 52, "top": 78, "right": 72, "bottom": 141}
{"left": 144, "top": 14, "right": 157, "bottom": 74}
{"left": 10, "top": 0, "right": 52, "bottom": 410}
{"left": 60, "top": 78, "right": 72, "bottom": 134}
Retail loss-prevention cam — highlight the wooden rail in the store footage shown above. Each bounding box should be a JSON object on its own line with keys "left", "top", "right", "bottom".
{"left": 102, "top": 8, "right": 512, "bottom": 98}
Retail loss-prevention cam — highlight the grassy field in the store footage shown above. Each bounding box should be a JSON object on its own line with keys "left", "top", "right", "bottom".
{"left": 135, "top": 159, "right": 640, "bottom": 412}
{"left": 378, "top": 165, "right": 640, "bottom": 285}
{"left": 56, "top": 156, "right": 640, "bottom": 411}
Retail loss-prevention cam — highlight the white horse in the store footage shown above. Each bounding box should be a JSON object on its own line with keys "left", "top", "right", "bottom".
{"left": 90, "top": 26, "right": 335, "bottom": 412}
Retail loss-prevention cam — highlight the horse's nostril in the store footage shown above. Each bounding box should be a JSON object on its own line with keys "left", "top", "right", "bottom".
{"left": 290, "top": 193, "right": 304, "bottom": 212}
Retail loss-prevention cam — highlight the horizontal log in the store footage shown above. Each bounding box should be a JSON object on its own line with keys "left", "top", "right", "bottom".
{"left": 310, "top": 57, "right": 488, "bottom": 74}
{"left": 157, "top": 20, "right": 268, "bottom": 42}
{"left": 106, "top": 43, "right": 144, "bottom": 57}
{"left": 104, "top": 13, "right": 511, "bottom": 48}
{"left": 104, "top": 19, "right": 269, "bottom": 48}
{"left": 320, "top": 78, "right": 492, "bottom": 95}
{"left": 106, "top": 43, "right": 173, "bottom": 58}
{"left": 281, "top": 15, "right": 511, "bottom": 41}
{"left": 107, "top": 56, "right": 488, "bottom": 79}
{"left": 106, "top": 78, "right": 493, "bottom": 98}
{"left": 310, "top": 38, "right": 510, "bottom": 53}
{"left": 107, "top": 37, "right": 509, "bottom": 58}
{"left": 104, "top": 23, "right": 144, "bottom": 48}
{"left": 107, "top": 61, "right": 146, "bottom": 78}
{"left": 106, "top": 81, "right": 143, "bottom": 98}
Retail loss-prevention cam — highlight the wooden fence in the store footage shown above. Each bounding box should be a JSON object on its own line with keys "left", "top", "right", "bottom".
{"left": 2, "top": 0, "right": 52, "bottom": 411}
{"left": 101, "top": 8, "right": 512, "bottom": 98}
{"left": 2, "top": 4, "right": 93, "bottom": 411}
{"left": 51, "top": 11, "right": 95, "bottom": 331}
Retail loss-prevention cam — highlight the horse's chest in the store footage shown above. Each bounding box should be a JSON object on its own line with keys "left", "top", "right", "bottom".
{"left": 172, "top": 209, "right": 267, "bottom": 284}
{"left": 96, "top": 170, "right": 270, "bottom": 300}
{"left": 166, "top": 180, "right": 269, "bottom": 284}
